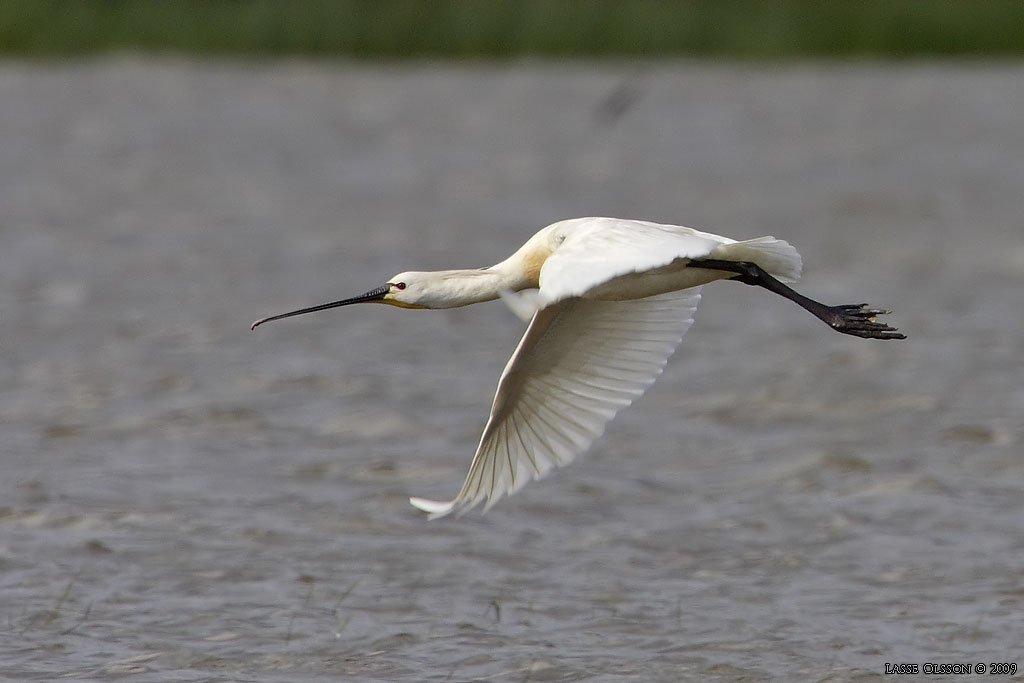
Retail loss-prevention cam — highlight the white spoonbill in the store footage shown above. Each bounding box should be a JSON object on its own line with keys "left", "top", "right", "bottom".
{"left": 252, "top": 217, "right": 904, "bottom": 518}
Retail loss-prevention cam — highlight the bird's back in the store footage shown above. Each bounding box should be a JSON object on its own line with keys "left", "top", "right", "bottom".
{"left": 527, "top": 217, "right": 800, "bottom": 305}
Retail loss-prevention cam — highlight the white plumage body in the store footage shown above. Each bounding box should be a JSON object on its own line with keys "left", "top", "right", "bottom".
{"left": 252, "top": 216, "right": 902, "bottom": 519}
{"left": 404, "top": 217, "right": 802, "bottom": 518}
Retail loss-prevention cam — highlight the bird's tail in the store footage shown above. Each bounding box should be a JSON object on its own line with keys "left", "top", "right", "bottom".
{"left": 709, "top": 237, "right": 803, "bottom": 283}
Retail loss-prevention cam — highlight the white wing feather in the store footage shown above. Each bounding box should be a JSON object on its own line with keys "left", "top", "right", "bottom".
{"left": 409, "top": 288, "right": 702, "bottom": 518}
{"left": 537, "top": 218, "right": 731, "bottom": 303}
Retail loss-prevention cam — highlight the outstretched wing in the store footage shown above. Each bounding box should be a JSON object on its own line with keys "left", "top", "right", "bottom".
{"left": 409, "top": 287, "right": 702, "bottom": 519}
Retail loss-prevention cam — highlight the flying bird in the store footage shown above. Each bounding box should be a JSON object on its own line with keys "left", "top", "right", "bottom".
{"left": 252, "top": 217, "right": 904, "bottom": 518}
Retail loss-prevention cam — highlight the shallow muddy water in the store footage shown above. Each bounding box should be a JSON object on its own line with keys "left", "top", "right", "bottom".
{"left": 1, "top": 59, "right": 1022, "bottom": 681}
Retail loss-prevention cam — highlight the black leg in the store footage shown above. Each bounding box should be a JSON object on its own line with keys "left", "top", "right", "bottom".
{"left": 688, "top": 258, "right": 906, "bottom": 340}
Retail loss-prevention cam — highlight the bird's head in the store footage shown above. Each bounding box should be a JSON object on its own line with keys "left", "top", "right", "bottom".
{"left": 250, "top": 271, "right": 456, "bottom": 330}
{"left": 378, "top": 271, "right": 438, "bottom": 309}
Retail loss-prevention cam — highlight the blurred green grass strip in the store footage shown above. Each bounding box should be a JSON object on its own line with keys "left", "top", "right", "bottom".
{"left": 2, "top": 0, "right": 1023, "bottom": 58}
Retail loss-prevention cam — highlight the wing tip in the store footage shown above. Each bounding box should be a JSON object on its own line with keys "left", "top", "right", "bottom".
{"left": 409, "top": 496, "right": 457, "bottom": 520}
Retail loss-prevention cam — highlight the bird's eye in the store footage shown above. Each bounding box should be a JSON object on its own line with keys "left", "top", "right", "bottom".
{"left": 393, "top": 282, "right": 406, "bottom": 290}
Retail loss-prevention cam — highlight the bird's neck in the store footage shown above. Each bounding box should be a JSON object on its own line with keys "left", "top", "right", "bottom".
{"left": 420, "top": 239, "right": 548, "bottom": 309}
{"left": 420, "top": 267, "right": 526, "bottom": 308}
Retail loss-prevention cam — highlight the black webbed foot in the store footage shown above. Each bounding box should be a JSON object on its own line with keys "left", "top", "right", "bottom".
{"left": 822, "top": 304, "right": 906, "bottom": 340}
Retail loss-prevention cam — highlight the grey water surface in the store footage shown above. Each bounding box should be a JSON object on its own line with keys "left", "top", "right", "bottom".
{"left": 1, "top": 59, "right": 1022, "bottom": 681}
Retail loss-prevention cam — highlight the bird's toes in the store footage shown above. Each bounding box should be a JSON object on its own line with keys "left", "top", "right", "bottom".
{"left": 828, "top": 304, "right": 905, "bottom": 340}
{"left": 836, "top": 304, "right": 892, "bottom": 318}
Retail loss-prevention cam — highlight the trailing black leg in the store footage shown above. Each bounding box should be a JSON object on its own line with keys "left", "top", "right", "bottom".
{"left": 688, "top": 258, "right": 906, "bottom": 340}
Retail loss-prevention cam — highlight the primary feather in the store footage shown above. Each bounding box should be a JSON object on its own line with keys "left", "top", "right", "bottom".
{"left": 409, "top": 288, "right": 703, "bottom": 518}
